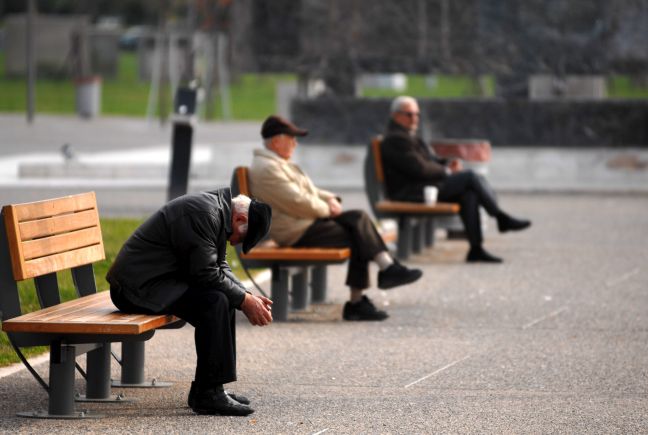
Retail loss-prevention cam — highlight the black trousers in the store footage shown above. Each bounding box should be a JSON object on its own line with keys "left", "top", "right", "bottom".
{"left": 111, "top": 285, "right": 237, "bottom": 386}
{"left": 293, "top": 210, "right": 387, "bottom": 290}
{"left": 437, "top": 170, "right": 501, "bottom": 249}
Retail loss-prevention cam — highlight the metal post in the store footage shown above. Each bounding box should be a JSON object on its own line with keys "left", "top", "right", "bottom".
{"left": 412, "top": 220, "right": 422, "bottom": 254}
{"left": 121, "top": 341, "right": 144, "bottom": 384}
{"left": 112, "top": 341, "right": 172, "bottom": 388}
{"left": 311, "top": 265, "right": 327, "bottom": 303}
{"left": 291, "top": 268, "right": 309, "bottom": 311}
{"left": 26, "top": 0, "right": 36, "bottom": 123}
{"left": 424, "top": 218, "right": 436, "bottom": 247}
{"left": 48, "top": 344, "right": 76, "bottom": 416}
{"left": 167, "top": 122, "right": 193, "bottom": 201}
{"left": 84, "top": 344, "right": 111, "bottom": 400}
{"left": 397, "top": 216, "right": 412, "bottom": 260}
{"left": 271, "top": 265, "right": 289, "bottom": 321}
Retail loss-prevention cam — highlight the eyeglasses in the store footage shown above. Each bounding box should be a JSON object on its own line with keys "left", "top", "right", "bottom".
{"left": 398, "top": 111, "right": 420, "bottom": 118}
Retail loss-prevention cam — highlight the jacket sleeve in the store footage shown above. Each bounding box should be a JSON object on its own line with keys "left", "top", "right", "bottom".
{"left": 257, "top": 163, "right": 331, "bottom": 219}
{"left": 170, "top": 212, "right": 247, "bottom": 308}
{"left": 382, "top": 135, "right": 448, "bottom": 182}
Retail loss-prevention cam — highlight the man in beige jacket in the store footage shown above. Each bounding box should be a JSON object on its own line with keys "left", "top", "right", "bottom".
{"left": 248, "top": 115, "right": 422, "bottom": 321}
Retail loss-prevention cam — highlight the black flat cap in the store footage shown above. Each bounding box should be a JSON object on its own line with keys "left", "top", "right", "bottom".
{"left": 261, "top": 115, "right": 308, "bottom": 139}
{"left": 243, "top": 199, "right": 272, "bottom": 254}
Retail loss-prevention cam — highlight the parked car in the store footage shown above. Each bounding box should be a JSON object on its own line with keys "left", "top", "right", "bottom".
{"left": 119, "top": 25, "right": 152, "bottom": 50}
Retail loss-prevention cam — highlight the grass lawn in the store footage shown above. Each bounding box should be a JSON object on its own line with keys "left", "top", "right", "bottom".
{"left": 0, "top": 217, "right": 251, "bottom": 367}
{"left": 1, "top": 51, "right": 646, "bottom": 119}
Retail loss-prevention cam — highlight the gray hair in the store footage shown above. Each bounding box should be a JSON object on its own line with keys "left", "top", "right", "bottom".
{"left": 390, "top": 96, "right": 418, "bottom": 114}
{"left": 232, "top": 194, "right": 251, "bottom": 233}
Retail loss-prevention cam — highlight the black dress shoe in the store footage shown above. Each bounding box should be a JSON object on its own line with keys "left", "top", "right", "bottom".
{"left": 378, "top": 261, "right": 423, "bottom": 290}
{"left": 191, "top": 387, "right": 254, "bottom": 416}
{"left": 188, "top": 381, "right": 250, "bottom": 408}
{"left": 466, "top": 247, "right": 503, "bottom": 263}
{"left": 343, "top": 296, "right": 389, "bottom": 321}
{"left": 497, "top": 212, "right": 531, "bottom": 233}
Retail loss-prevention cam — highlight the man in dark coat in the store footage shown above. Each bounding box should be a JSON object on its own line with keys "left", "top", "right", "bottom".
{"left": 107, "top": 188, "right": 272, "bottom": 416}
{"left": 380, "top": 96, "right": 531, "bottom": 263}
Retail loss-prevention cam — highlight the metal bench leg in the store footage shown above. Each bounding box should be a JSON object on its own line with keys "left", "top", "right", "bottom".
{"left": 311, "top": 265, "right": 327, "bottom": 303}
{"left": 424, "top": 218, "right": 436, "bottom": 247}
{"left": 291, "top": 267, "right": 309, "bottom": 311}
{"left": 397, "top": 216, "right": 412, "bottom": 260}
{"left": 18, "top": 344, "right": 103, "bottom": 419}
{"left": 78, "top": 343, "right": 134, "bottom": 402}
{"left": 412, "top": 219, "right": 422, "bottom": 254}
{"left": 112, "top": 341, "right": 172, "bottom": 388}
{"left": 271, "top": 265, "right": 290, "bottom": 322}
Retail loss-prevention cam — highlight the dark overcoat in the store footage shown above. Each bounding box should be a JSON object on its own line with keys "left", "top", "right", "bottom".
{"left": 381, "top": 120, "right": 449, "bottom": 202}
{"left": 107, "top": 188, "right": 247, "bottom": 313}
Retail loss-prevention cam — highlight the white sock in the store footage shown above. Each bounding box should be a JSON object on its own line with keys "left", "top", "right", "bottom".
{"left": 374, "top": 251, "right": 394, "bottom": 271}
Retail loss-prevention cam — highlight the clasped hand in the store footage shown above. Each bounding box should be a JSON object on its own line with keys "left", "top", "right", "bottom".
{"left": 241, "top": 293, "right": 273, "bottom": 326}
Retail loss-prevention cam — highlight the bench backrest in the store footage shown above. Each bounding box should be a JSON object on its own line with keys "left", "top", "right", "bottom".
{"left": 364, "top": 135, "right": 387, "bottom": 219}
{"left": 1, "top": 192, "right": 104, "bottom": 321}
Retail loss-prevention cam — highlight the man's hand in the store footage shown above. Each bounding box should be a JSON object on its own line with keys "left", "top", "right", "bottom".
{"left": 241, "top": 293, "right": 273, "bottom": 326}
{"left": 327, "top": 197, "right": 343, "bottom": 217}
{"left": 448, "top": 159, "right": 463, "bottom": 173}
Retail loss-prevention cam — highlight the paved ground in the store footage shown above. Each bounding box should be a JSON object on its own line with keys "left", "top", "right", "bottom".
{"left": 1, "top": 192, "right": 647, "bottom": 433}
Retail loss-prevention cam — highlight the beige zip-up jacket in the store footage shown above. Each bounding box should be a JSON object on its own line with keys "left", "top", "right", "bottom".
{"left": 248, "top": 148, "right": 336, "bottom": 246}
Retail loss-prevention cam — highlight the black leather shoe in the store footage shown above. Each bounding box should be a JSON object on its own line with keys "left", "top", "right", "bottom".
{"left": 377, "top": 261, "right": 423, "bottom": 290}
{"left": 497, "top": 212, "right": 531, "bottom": 233}
{"left": 188, "top": 381, "right": 250, "bottom": 407}
{"left": 191, "top": 387, "right": 254, "bottom": 416}
{"left": 343, "top": 296, "right": 389, "bottom": 321}
{"left": 466, "top": 247, "right": 503, "bottom": 263}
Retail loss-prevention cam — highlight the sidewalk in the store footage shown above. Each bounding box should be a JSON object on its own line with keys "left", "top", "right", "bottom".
{"left": 0, "top": 193, "right": 646, "bottom": 432}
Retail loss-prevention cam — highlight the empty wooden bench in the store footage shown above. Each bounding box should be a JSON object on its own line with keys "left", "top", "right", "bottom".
{"left": 231, "top": 167, "right": 351, "bottom": 321}
{"left": 365, "top": 136, "right": 460, "bottom": 260}
{"left": 0, "top": 192, "right": 181, "bottom": 419}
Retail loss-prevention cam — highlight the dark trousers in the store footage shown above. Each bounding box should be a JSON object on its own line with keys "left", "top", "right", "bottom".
{"left": 111, "top": 286, "right": 237, "bottom": 386}
{"left": 293, "top": 210, "right": 387, "bottom": 290}
{"left": 438, "top": 170, "right": 501, "bottom": 249}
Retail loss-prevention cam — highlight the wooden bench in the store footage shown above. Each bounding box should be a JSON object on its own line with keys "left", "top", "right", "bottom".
{"left": 0, "top": 192, "right": 181, "bottom": 419}
{"left": 364, "top": 136, "right": 460, "bottom": 260}
{"left": 231, "top": 167, "right": 351, "bottom": 322}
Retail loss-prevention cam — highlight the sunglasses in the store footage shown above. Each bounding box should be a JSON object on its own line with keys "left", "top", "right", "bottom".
{"left": 398, "top": 111, "right": 420, "bottom": 118}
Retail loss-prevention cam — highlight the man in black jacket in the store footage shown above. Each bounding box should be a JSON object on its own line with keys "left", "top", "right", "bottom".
{"left": 381, "top": 96, "right": 531, "bottom": 263}
{"left": 107, "top": 188, "right": 272, "bottom": 416}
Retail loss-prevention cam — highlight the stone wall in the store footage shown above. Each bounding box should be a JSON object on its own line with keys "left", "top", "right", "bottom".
{"left": 292, "top": 98, "right": 648, "bottom": 146}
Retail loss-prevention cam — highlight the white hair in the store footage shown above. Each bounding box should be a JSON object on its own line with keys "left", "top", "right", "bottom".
{"left": 232, "top": 194, "right": 251, "bottom": 233}
{"left": 390, "top": 96, "right": 418, "bottom": 114}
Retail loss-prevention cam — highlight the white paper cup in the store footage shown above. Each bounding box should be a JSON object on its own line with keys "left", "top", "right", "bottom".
{"left": 424, "top": 186, "right": 438, "bottom": 205}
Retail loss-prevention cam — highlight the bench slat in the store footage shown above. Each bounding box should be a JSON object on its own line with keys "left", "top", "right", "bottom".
{"left": 21, "top": 244, "right": 105, "bottom": 280}
{"left": 1, "top": 292, "right": 178, "bottom": 335}
{"left": 241, "top": 247, "right": 351, "bottom": 261}
{"left": 376, "top": 200, "right": 460, "bottom": 214}
{"left": 12, "top": 192, "right": 97, "bottom": 222}
{"left": 22, "top": 226, "right": 102, "bottom": 260}
{"left": 19, "top": 209, "right": 99, "bottom": 240}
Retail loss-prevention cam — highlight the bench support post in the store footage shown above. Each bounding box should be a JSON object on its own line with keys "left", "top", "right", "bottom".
{"left": 271, "top": 265, "right": 289, "bottom": 322}
{"left": 291, "top": 267, "right": 309, "bottom": 311}
{"left": 311, "top": 265, "right": 327, "bottom": 303}
{"left": 112, "top": 341, "right": 172, "bottom": 388}
{"left": 424, "top": 218, "right": 436, "bottom": 247}
{"left": 397, "top": 217, "right": 412, "bottom": 260}
{"left": 18, "top": 344, "right": 103, "bottom": 419}
{"left": 412, "top": 219, "right": 422, "bottom": 254}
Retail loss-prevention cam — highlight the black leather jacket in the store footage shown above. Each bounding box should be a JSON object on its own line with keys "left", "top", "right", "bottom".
{"left": 107, "top": 188, "right": 247, "bottom": 313}
{"left": 381, "top": 120, "right": 448, "bottom": 202}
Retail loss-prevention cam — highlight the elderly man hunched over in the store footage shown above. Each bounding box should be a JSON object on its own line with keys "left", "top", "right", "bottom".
{"left": 381, "top": 96, "right": 531, "bottom": 263}
{"left": 248, "top": 115, "right": 422, "bottom": 322}
{"left": 107, "top": 188, "right": 272, "bottom": 416}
